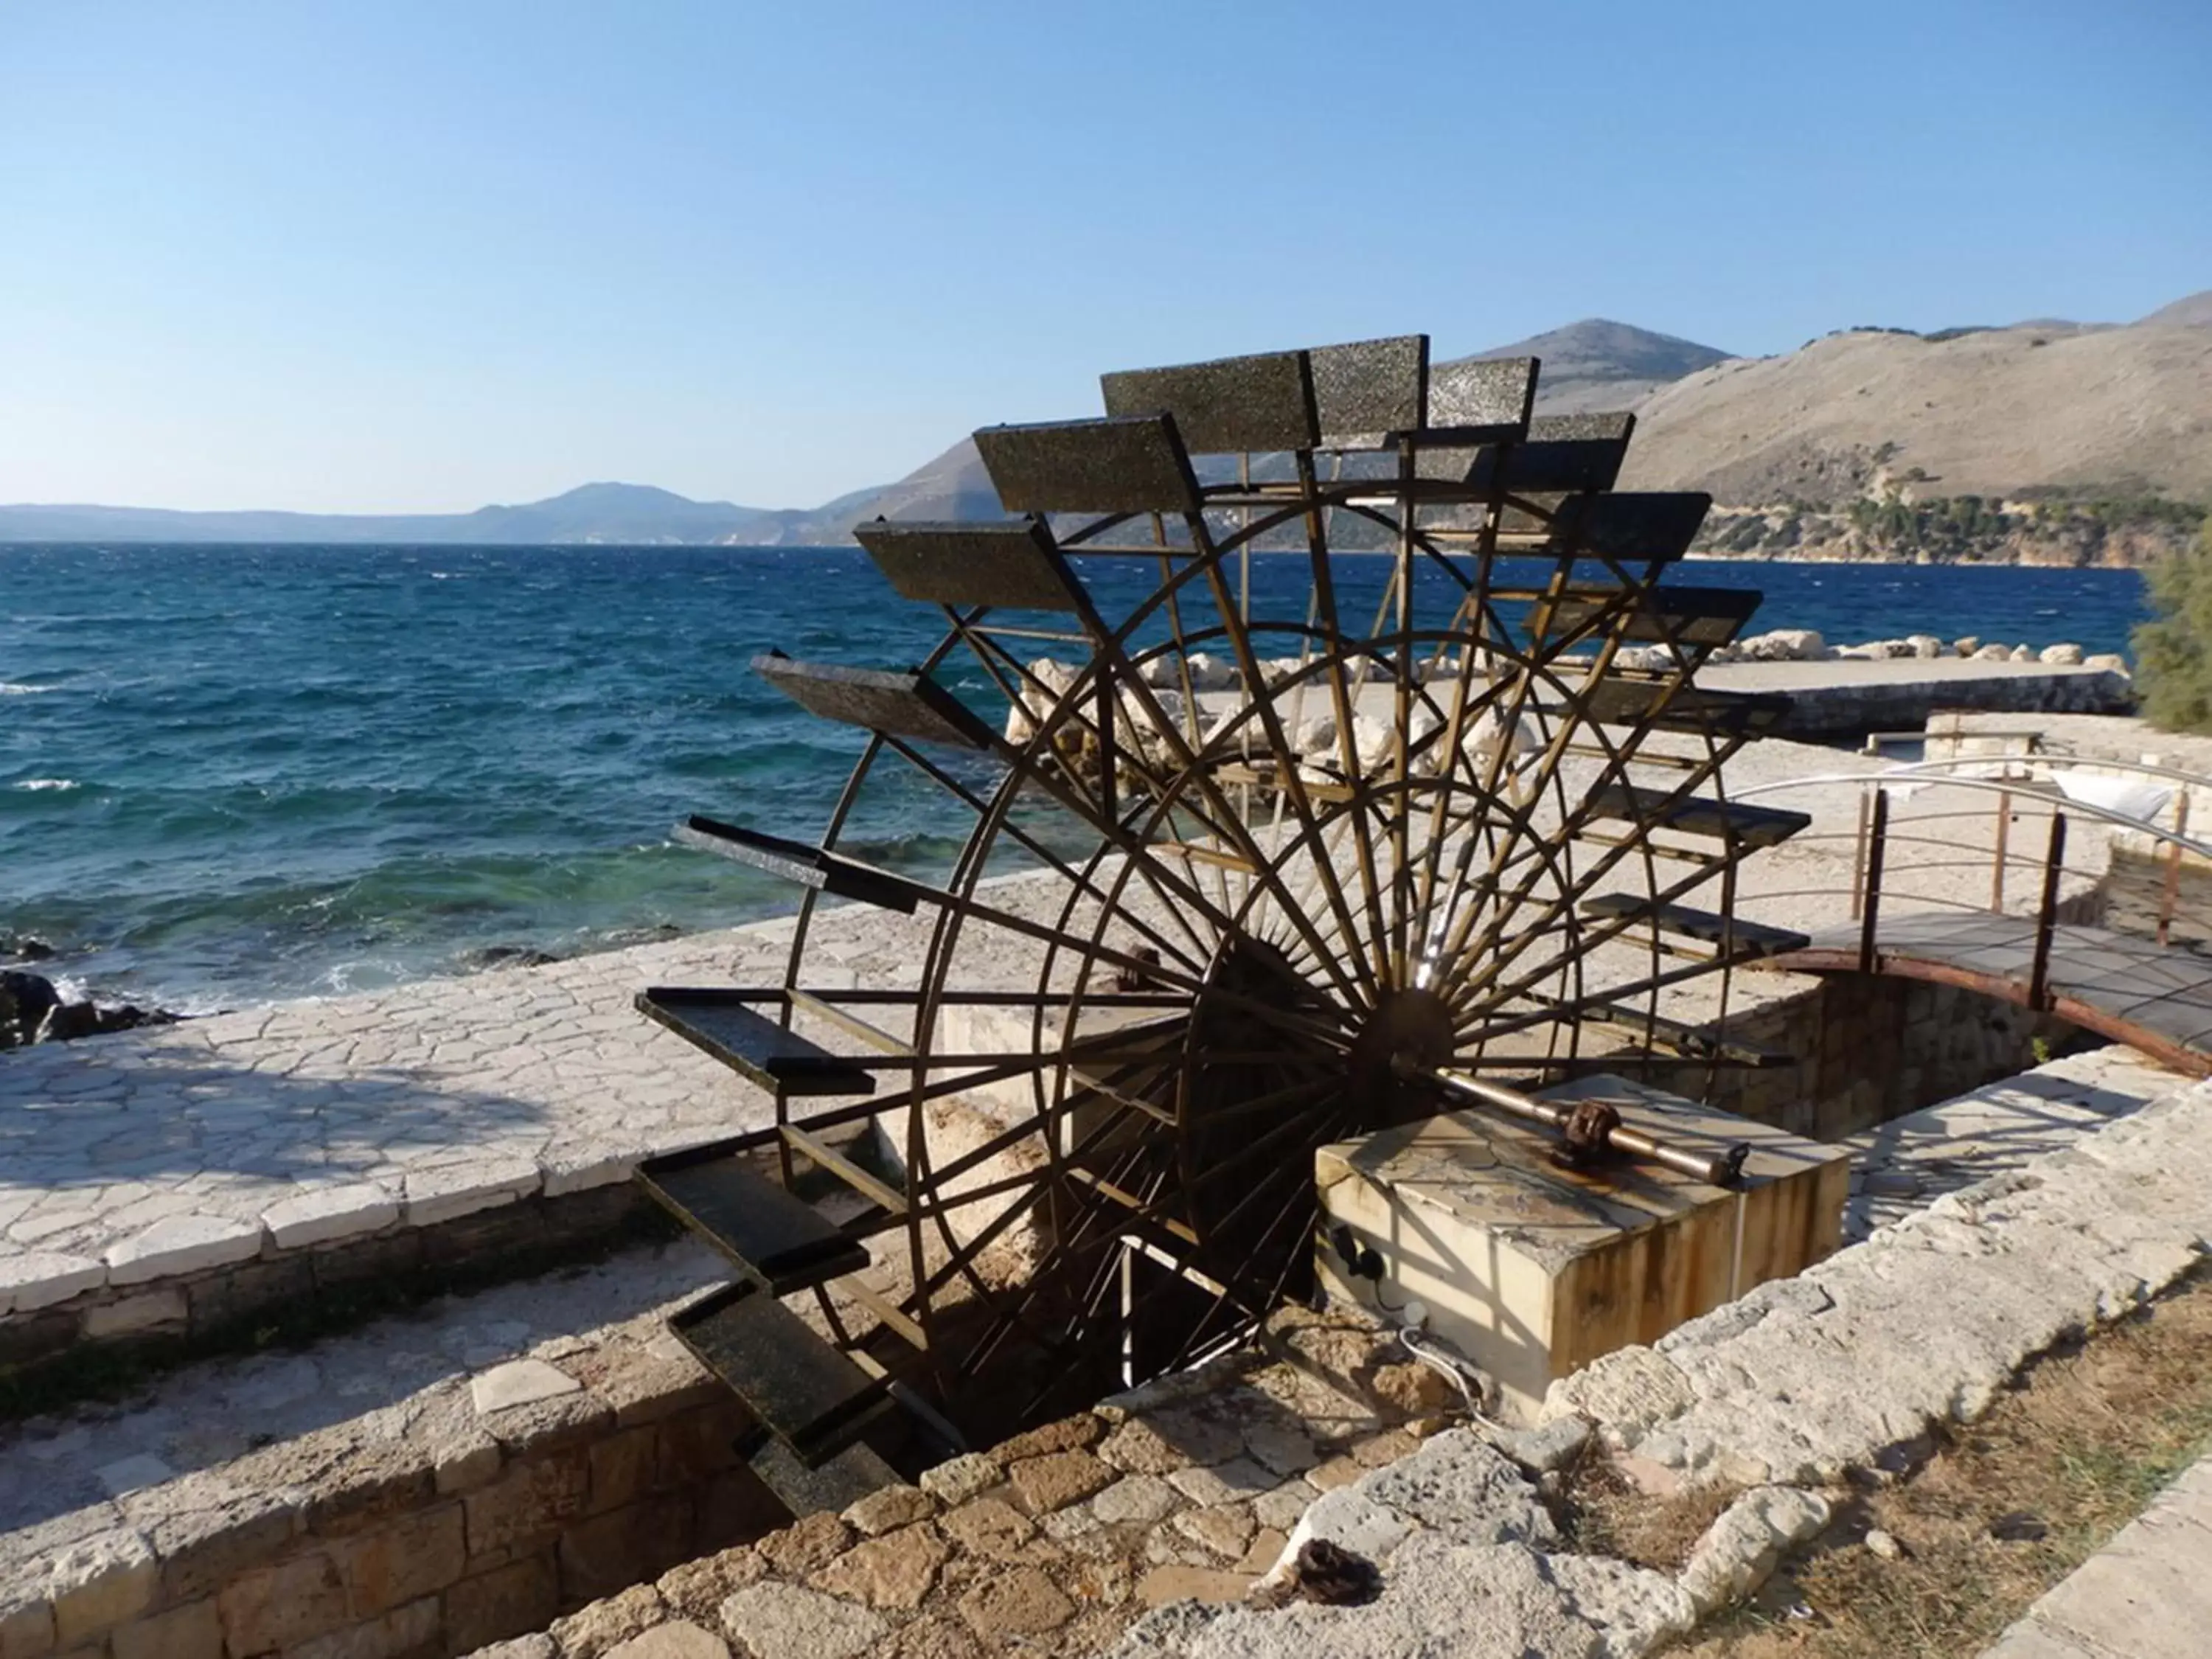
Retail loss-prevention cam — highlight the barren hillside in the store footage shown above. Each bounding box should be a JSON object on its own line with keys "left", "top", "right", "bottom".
{"left": 782, "top": 302, "right": 2212, "bottom": 561}
{"left": 1619, "top": 321, "right": 2212, "bottom": 507}
{"left": 2138, "top": 289, "right": 2212, "bottom": 328}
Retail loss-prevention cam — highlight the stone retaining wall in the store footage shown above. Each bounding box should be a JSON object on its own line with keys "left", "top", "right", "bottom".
{"left": 0, "top": 1246, "right": 799, "bottom": 1659}
{"left": 1, "top": 1176, "right": 662, "bottom": 1393}
{"left": 456, "top": 1308, "right": 1450, "bottom": 1659}
{"left": 2107, "top": 835, "right": 2212, "bottom": 952}
{"left": 1712, "top": 972, "right": 2079, "bottom": 1141}
{"left": 1711, "top": 664, "right": 2134, "bottom": 740}
{"left": 0, "top": 1383, "right": 778, "bottom": 1659}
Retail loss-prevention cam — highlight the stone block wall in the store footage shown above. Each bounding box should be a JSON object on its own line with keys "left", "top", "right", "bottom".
{"left": 1, "top": 1180, "right": 664, "bottom": 1392}
{"left": 1708, "top": 973, "right": 2078, "bottom": 1141}
{"left": 1753, "top": 667, "right": 2134, "bottom": 740}
{"left": 2106, "top": 835, "right": 2212, "bottom": 952}
{"left": 0, "top": 1338, "right": 789, "bottom": 1659}
{"left": 451, "top": 1307, "right": 1449, "bottom": 1659}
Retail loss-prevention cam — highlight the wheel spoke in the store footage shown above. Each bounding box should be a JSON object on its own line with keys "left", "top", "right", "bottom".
{"left": 683, "top": 344, "right": 1776, "bottom": 1429}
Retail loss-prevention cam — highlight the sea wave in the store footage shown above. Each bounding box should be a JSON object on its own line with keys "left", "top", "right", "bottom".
{"left": 0, "top": 543, "right": 2153, "bottom": 1012}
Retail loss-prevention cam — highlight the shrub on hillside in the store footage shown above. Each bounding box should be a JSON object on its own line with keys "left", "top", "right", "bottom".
{"left": 2135, "top": 518, "right": 2212, "bottom": 734}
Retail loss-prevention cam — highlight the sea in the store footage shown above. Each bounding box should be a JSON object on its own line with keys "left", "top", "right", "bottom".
{"left": 0, "top": 543, "right": 2151, "bottom": 1014}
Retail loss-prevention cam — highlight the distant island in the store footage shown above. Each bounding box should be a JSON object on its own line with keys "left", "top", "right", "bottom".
{"left": 5, "top": 294, "right": 2206, "bottom": 566}
{"left": 0, "top": 480, "right": 877, "bottom": 549}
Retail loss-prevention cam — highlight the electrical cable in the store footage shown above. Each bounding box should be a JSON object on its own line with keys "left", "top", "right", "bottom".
{"left": 1397, "top": 1324, "right": 1498, "bottom": 1425}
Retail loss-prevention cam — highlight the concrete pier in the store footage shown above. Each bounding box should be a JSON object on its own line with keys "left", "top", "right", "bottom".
{"left": 1699, "top": 657, "right": 2134, "bottom": 740}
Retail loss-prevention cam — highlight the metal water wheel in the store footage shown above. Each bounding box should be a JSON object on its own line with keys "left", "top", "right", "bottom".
{"left": 634, "top": 335, "right": 1811, "bottom": 1504}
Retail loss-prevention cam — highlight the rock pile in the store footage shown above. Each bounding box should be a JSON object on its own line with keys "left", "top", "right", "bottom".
{"left": 1002, "top": 658, "right": 1538, "bottom": 790}
{"left": 1705, "top": 630, "right": 2126, "bottom": 671}
{"left": 0, "top": 967, "right": 179, "bottom": 1050}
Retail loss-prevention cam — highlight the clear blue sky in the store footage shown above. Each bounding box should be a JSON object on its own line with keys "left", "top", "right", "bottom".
{"left": 3, "top": 1, "right": 2206, "bottom": 514}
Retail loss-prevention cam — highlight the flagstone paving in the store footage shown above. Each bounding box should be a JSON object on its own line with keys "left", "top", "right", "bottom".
{"left": 0, "top": 908, "right": 877, "bottom": 1310}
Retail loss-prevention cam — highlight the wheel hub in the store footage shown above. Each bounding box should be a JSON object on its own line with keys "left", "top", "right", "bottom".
{"left": 1346, "top": 987, "right": 1455, "bottom": 1119}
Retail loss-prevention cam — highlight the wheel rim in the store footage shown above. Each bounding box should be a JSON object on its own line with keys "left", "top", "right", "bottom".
{"left": 709, "top": 340, "right": 1795, "bottom": 1430}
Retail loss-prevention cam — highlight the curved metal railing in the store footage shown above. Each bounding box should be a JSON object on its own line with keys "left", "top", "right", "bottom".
{"left": 1725, "top": 759, "right": 2212, "bottom": 1006}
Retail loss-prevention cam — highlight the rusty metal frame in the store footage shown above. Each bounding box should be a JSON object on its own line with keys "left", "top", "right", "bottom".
{"left": 642, "top": 335, "right": 1812, "bottom": 1441}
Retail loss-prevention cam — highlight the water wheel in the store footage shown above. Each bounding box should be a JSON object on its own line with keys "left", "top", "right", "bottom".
{"left": 633, "top": 335, "right": 1810, "bottom": 1501}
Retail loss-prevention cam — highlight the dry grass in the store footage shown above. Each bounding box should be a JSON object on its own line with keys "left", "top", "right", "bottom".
{"left": 1562, "top": 1458, "right": 1742, "bottom": 1573}
{"left": 1673, "top": 1266, "right": 2212, "bottom": 1658}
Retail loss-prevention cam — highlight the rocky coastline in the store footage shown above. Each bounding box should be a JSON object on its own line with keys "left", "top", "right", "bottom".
{"left": 0, "top": 935, "right": 184, "bottom": 1051}
{"left": 1686, "top": 496, "right": 2202, "bottom": 570}
{"left": 1629, "top": 629, "right": 2130, "bottom": 671}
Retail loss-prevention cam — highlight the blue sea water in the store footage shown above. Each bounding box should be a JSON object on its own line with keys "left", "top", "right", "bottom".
{"left": 0, "top": 544, "right": 2150, "bottom": 1011}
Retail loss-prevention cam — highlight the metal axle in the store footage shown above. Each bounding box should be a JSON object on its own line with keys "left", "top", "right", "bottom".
{"left": 1406, "top": 1062, "right": 1750, "bottom": 1187}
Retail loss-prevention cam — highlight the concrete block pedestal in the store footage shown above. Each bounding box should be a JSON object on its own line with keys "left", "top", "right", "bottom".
{"left": 1315, "top": 1074, "right": 1850, "bottom": 1422}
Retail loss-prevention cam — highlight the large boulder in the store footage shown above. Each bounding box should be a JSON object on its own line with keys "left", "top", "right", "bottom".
{"left": 1116, "top": 689, "right": 1194, "bottom": 766}
{"left": 2039, "top": 642, "right": 2085, "bottom": 666}
{"left": 0, "top": 971, "right": 173, "bottom": 1048}
{"left": 1296, "top": 713, "right": 1391, "bottom": 777}
{"left": 1181, "top": 653, "right": 1237, "bottom": 692}
{"left": 35, "top": 1001, "right": 101, "bottom": 1043}
{"left": 1907, "top": 635, "right": 1947, "bottom": 658}
{"left": 0, "top": 968, "right": 60, "bottom": 1048}
{"left": 1005, "top": 658, "right": 1079, "bottom": 745}
{"left": 1736, "top": 629, "right": 1824, "bottom": 663}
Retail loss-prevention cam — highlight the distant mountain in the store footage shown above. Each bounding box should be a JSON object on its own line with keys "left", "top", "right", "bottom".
{"left": 15, "top": 297, "right": 2199, "bottom": 557}
{"left": 1448, "top": 318, "right": 1732, "bottom": 414}
{"left": 2139, "top": 289, "right": 2212, "bottom": 329}
{"left": 804, "top": 437, "right": 1006, "bottom": 533}
{"left": 0, "top": 482, "right": 818, "bottom": 546}
{"left": 790, "top": 319, "right": 1733, "bottom": 543}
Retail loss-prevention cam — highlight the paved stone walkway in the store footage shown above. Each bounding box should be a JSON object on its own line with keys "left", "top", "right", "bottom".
{"left": 0, "top": 924, "right": 789, "bottom": 1304}
{"left": 1840, "top": 1044, "right": 2188, "bottom": 1242}
{"left": 1981, "top": 1451, "right": 2212, "bottom": 1659}
{"left": 0, "top": 876, "right": 1077, "bottom": 1314}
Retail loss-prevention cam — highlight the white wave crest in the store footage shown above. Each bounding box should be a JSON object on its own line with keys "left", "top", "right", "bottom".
{"left": 13, "top": 778, "right": 80, "bottom": 792}
{"left": 0, "top": 682, "right": 52, "bottom": 695}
